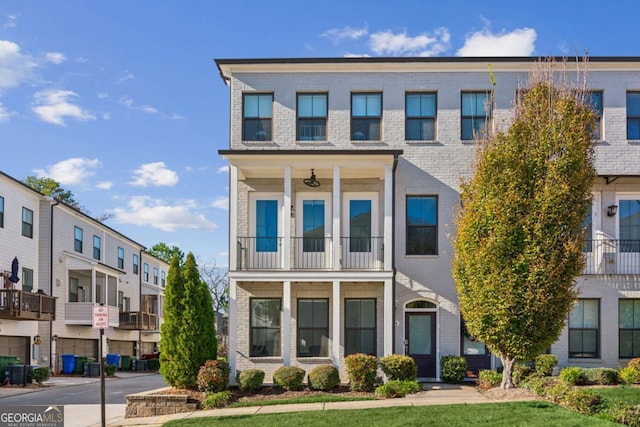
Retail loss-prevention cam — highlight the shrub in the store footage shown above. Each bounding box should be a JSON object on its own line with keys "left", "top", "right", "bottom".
{"left": 105, "top": 364, "right": 117, "bottom": 376}
{"left": 308, "top": 365, "right": 340, "bottom": 391}
{"left": 583, "top": 367, "right": 618, "bottom": 385}
{"left": 379, "top": 355, "right": 417, "bottom": 381}
{"left": 440, "top": 356, "right": 467, "bottom": 384}
{"left": 345, "top": 353, "right": 378, "bottom": 392}
{"left": 236, "top": 369, "right": 265, "bottom": 392}
{"left": 196, "top": 360, "right": 230, "bottom": 392}
{"left": 546, "top": 381, "right": 573, "bottom": 403}
{"left": 521, "top": 375, "right": 549, "bottom": 396}
{"left": 628, "top": 357, "right": 640, "bottom": 371}
{"left": 534, "top": 354, "right": 558, "bottom": 377}
{"left": 374, "top": 380, "right": 421, "bottom": 398}
{"left": 32, "top": 367, "right": 50, "bottom": 384}
{"left": 147, "top": 358, "right": 160, "bottom": 372}
{"left": 619, "top": 366, "right": 640, "bottom": 385}
{"left": 477, "top": 370, "right": 502, "bottom": 389}
{"left": 559, "top": 366, "right": 585, "bottom": 385}
{"left": 201, "top": 391, "right": 232, "bottom": 409}
{"left": 601, "top": 403, "right": 640, "bottom": 427}
{"left": 560, "top": 388, "right": 601, "bottom": 415}
{"left": 512, "top": 363, "right": 532, "bottom": 386}
{"left": 273, "top": 366, "right": 305, "bottom": 391}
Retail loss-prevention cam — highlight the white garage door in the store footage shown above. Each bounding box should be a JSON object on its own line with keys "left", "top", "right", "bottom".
{"left": 108, "top": 340, "right": 135, "bottom": 356}
{"left": 0, "top": 336, "right": 29, "bottom": 362}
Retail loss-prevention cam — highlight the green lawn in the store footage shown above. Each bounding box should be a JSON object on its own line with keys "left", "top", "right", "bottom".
{"left": 592, "top": 385, "right": 640, "bottom": 406}
{"left": 164, "top": 402, "right": 619, "bottom": 427}
{"left": 227, "top": 394, "right": 375, "bottom": 408}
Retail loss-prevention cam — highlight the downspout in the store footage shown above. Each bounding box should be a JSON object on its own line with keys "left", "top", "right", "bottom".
{"left": 138, "top": 249, "right": 143, "bottom": 359}
{"left": 49, "top": 199, "right": 59, "bottom": 371}
{"left": 391, "top": 154, "right": 399, "bottom": 353}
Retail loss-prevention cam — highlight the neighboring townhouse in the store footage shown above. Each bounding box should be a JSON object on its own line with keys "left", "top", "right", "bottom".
{"left": 216, "top": 56, "right": 640, "bottom": 381}
{"left": 0, "top": 171, "right": 168, "bottom": 371}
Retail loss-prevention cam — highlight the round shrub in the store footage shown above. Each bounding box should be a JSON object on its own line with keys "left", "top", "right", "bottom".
{"left": 440, "top": 355, "right": 467, "bottom": 384}
{"left": 477, "top": 369, "right": 502, "bottom": 389}
{"left": 147, "top": 358, "right": 160, "bottom": 372}
{"left": 105, "top": 364, "right": 117, "bottom": 377}
{"left": 560, "top": 388, "right": 601, "bottom": 415}
{"left": 273, "top": 366, "right": 305, "bottom": 391}
{"left": 546, "top": 381, "right": 572, "bottom": 403}
{"left": 32, "top": 367, "right": 50, "bottom": 384}
{"left": 236, "top": 369, "right": 265, "bottom": 392}
{"left": 559, "top": 366, "right": 585, "bottom": 385}
{"left": 618, "top": 366, "right": 640, "bottom": 385}
{"left": 308, "top": 365, "right": 340, "bottom": 391}
{"left": 512, "top": 363, "right": 532, "bottom": 386}
{"left": 196, "top": 360, "right": 230, "bottom": 392}
{"left": 534, "top": 354, "right": 558, "bottom": 377}
{"left": 201, "top": 391, "right": 232, "bottom": 409}
{"left": 379, "top": 355, "right": 417, "bottom": 381}
{"left": 374, "top": 380, "right": 421, "bottom": 398}
{"left": 520, "top": 375, "right": 549, "bottom": 396}
{"left": 583, "top": 367, "right": 618, "bottom": 385}
{"left": 344, "top": 353, "right": 378, "bottom": 392}
{"left": 628, "top": 357, "right": 640, "bottom": 371}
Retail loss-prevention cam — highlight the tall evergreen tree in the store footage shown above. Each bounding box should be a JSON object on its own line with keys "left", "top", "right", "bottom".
{"left": 159, "top": 255, "right": 186, "bottom": 387}
{"left": 453, "top": 60, "right": 597, "bottom": 389}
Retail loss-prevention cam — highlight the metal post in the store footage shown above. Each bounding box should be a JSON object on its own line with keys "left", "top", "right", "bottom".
{"left": 100, "top": 310, "right": 106, "bottom": 427}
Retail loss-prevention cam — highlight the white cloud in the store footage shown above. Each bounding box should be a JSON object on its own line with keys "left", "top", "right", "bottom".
{"left": 110, "top": 196, "right": 217, "bottom": 232}
{"left": 45, "top": 52, "right": 66, "bottom": 64}
{"left": 34, "top": 158, "right": 101, "bottom": 185}
{"left": 3, "top": 14, "right": 17, "bottom": 30}
{"left": 116, "top": 71, "right": 134, "bottom": 84}
{"left": 0, "top": 39, "right": 37, "bottom": 90}
{"left": 97, "top": 92, "right": 109, "bottom": 99}
{"left": 370, "top": 28, "right": 450, "bottom": 56}
{"left": 456, "top": 27, "right": 536, "bottom": 56}
{"left": 32, "top": 89, "right": 96, "bottom": 126}
{"left": 96, "top": 181, "right": 113, "bottom": 190}
{"left": 120, "top": 96, "right": 183, "bottom": 120}
{"left": 216, "top": 165, "right": 228, "bottom": 174}
{"left": 211, "top": 197, "right": 229, "bottom": 210}
{"left": 320, "top": 25, "right": 368, "bottom": 43}
{"left": 343, "top": 53, "right": 371, "bottom": 58}
{"left": 130, "top": 162, "right": 179, "bottom": 187}
{"left": 0, "top": 102, "right": 10, "bottom": 121}
{"left": 75, "top": 57, "right": 88, "bottom": 63}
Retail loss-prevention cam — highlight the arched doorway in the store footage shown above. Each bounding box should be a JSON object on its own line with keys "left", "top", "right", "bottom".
{"left": 404, "top": 300, "right": 437, "bottom": 378}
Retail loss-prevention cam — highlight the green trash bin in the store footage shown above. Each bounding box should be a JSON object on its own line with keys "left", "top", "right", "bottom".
{"left": 120, "top": 355, "right": 132, "bottom": 371}
{"left": 74, "top": 357, "right": 88, "bottom": 375}
{"left": 0, "top": 356, "right": 22, "bottom": 384}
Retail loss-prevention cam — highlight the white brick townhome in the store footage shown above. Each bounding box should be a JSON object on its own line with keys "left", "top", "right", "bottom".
{"left": 216, "top": 57, "right": 640, "bottom": 382}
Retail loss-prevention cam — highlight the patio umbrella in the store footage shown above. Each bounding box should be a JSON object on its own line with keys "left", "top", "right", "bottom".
{"left": 9, "top": 257, "right": 20, "bottom": 284}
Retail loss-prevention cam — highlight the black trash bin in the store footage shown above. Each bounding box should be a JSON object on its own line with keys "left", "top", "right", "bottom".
{"left": 132, "top": 359, "right": 148, "bottom": 372}
{"left": 5, "top": 364, "right": 32, "bottom": 386}
{"left": 84, "top": 362, "right": 101, "bottom": 377}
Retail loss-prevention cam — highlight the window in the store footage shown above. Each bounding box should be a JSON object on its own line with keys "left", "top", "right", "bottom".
{"left": 303, "top": 200, "right": 325, "bottom": 252}
{"left": 74, "top": 226, "right": 83, "bottom": 253}
{"left": 349, "top": 200, "right": 371, "bottom": 252}
{"left": 153, "top": 267, "right": 158, "bottom": 285}
{"left": 22, "top": 268, "right": 33, "bottom": 293}
{"left": 256, "top": 200, "right": 278, "bottom": 252}
{"left": 586, "top": 91, "right": 603, "bottom": 140}
{"left": 351, "top": 93, "right": 381, "bottom": 140}
{"left": 243, "top": 93, "right": 273, "bottom": 141}
{"left": 345, "top": 299, "right": 376, "bottom": 356}
{"left": 627, "top": 91, "right": 640, "bottom": 140}
{"left": 22, "top": 207, "right": 33, "bottom": 238}
{"left": 582, "top": 205, "right": 593, "bottom": 253}
{"left": 123, "top": 296, "right": 130, "bottom": 312}
{"left": 620, "top": 198, "right": 640, "bottom": 252}
{"left": 297, "top": 299, "right": 329, "bottom": 357}
{"left": 406, "top": 93, "right": 436, "bottom": 140}
{"left": 118, "top": 291, "right": 124, "bottom": 311}
{"left": 69, "top": 277, "right": 79, "bottom": 302}
{"left": 250, "top": 298, "right": 281, "bottom": 357}
{"left": 133, "top": 254, "right": 139, "bottom": 275}
{"left": 93, "top": 235, "right": 101, "bottom": 260}
{"left": 117, "top": 247, "right": 124, "bottom": 269}
{"left": 297, "top": 93, "right": 327, "bottom": 141}
{"left": 620, "top": 299, "right": 640, "bottom": 358}
{"left": 569, "top": 299, "right": 599, "bottom": 358}
{"left": 461, "top": 91, "right": 491, "bottom": 140}
{"left": 161, "top": 271, "right": 166, "bottom": 287}
{"left": 143, "top": 263, "right": 149, "bottom": 282}
{"left": 406, "top": 196, "right": 437, "bottom": 255}
{"left": 0, "top": 196, "right": 4, "bottom": 228}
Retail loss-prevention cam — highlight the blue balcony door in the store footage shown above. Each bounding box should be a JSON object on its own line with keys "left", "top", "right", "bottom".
{"left": 251, "top": 195, "right": 282, "bottom": 269}
{"left": 296, "top": 193, "right": 331, "bottom": 269}
{"left": 342, "top": 193, "right": 379, "bottom": 269}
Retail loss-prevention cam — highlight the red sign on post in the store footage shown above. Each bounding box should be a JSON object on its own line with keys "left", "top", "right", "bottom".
{"left": 93, "top": 305, "right": 109, "bottom": 329}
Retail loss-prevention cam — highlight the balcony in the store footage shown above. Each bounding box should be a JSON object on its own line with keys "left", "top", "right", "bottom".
{"left": 118, "top": 311, "right": 158, "bottom": 330}
{"left": 0, "top": 289, "right": 56, "bottom": 321}
{"left": 236, "top": 236, "right": 384, "bottom": 271}
{"left": 583, "top": 239, "right": 640, "bottom": 274}
{"left": 65, "top": 302, "right": 119, "bottom": 326}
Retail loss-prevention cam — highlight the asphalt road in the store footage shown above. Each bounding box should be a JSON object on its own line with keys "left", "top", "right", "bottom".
{"left": 0, "top": 373, "right": 167, "bottom": 405}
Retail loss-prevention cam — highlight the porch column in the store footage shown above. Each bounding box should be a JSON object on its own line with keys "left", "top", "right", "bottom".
{"left": 91, "top": 269, "right": 96, "bottom": 303}
{"left": 332, "top": 280, "right": 341, "bottom": 365}
{"left": 332, "top": 166, "right": 341, "bottom": 270}
{"left": 283, "top": 167, "right": 292, "bottom": 270}
{"left": 384, "top": 279, "right": 393, "bottom": 356}
{"left": 228, "top": 278, "right": 237, "bottom": 384}
{"left": 229, "top": 165, "right": 238, "bottom": 271}
{"left": 283, "top": 281, "right": 291, "bottom": 365}
{"left": 384, "top": 165, "right": 393, "bottom": 271}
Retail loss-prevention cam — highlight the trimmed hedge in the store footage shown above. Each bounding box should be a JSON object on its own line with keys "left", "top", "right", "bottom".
{"left": 477, "top": 369, "right": 502, "bottom": 389}
{"left": 374, "top": 380, "right": 421, "bottom": 398}
{"left": 345, "top": 353, "right": 378, "bottom": 392}
{"left": 32, "top": 367, "right": 50, "bottom": 384}
{"left": 196, "top": 360, "right": 230, "bottom": 392}
{"left": 440, "top": 355, "right": 467, "bottom": 384}
{"left": 236, "top": 369, "right": 265, "bottom": 392}
{"left": 202, "top": 391, "right": 232, "bottom": 409}
{"left": 379, "top": 355, "right": 417, "bottom": 381}
{"left": 273, "top": 366, "right": 305, "bottom": 391}
{"left": 308, "top": 365, "right": 340, "bottom": 391}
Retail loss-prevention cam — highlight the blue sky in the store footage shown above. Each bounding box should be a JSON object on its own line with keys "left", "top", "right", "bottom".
{"left": 1, "top": 0, "right": 639, "bottom": 268}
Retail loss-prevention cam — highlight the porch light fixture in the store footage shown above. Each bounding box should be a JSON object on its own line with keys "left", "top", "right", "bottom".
{"left": 607, "top": 204, "right": 618, "bottom": 217}
{"left": 303, "top": 169, "right": 320, "bottom": 188}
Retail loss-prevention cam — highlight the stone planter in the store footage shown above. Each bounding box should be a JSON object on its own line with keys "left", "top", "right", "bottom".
{"left": 125, "top": 387, "right": 197, "bottom": 418}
